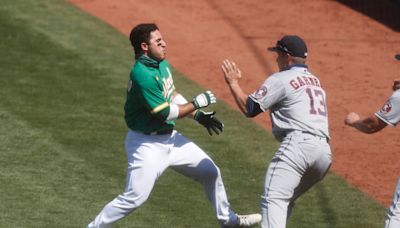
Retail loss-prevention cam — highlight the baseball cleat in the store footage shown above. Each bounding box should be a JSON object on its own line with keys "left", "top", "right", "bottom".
{"left": 236, "top": 213, "right": 262, "bottom": 227}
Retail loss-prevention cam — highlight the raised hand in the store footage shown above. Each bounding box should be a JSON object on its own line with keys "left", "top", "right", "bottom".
{"left": 221, "top": 59, "right": 242, "bottom": 85}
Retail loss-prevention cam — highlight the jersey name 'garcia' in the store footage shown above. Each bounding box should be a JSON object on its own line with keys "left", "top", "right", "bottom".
{"left": 124, "top": 55, "right": 175, "bottom": 133}
{"left": 375, "top": 90, "right": 400, "bottom": 126}
{"left": 249, "top": 65, "right": 329, "bottom": 139}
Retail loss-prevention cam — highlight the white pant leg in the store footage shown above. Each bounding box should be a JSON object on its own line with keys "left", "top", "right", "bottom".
{"left": 168, "top": 131, "right": 238, "bottom": 228}
{"left": 260, "top": 155, "right": 297, "bottom": 228}
{"left": 260, "top": 133, "right": 331, "bottom": 228}
{"left": 88, "top": 131, "right": 171, "bottom": 228}
{"left": 385, "top": 178, "right": 400, "bottom": 228}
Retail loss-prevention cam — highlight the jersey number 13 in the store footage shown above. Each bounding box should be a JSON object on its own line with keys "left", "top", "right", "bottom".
{"left": 305, "top": 88, "right": 327, "bottom": 116}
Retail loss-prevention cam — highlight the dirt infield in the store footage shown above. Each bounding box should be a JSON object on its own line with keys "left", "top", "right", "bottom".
{"left": 69, "top": 0, "right": 400, "bottom": 205}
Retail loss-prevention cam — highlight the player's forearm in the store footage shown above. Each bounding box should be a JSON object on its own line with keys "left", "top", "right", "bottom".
{"left": 350, "top": 116, "right": 385, "bottom": 134}
{"left": 162, "top": 103, "right": 197, "bottom": 121}
{"left": 171, "top": 92, "right": 197, "bottom": 118}
{"left": 228, "top": 83, "right": 249, "bottom": 115}
{"left": 177, "top": 103, "right": 197, "bottom": 118}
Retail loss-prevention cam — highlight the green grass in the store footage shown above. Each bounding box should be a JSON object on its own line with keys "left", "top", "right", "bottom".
{"left": 0, "top": 0, "right": 387, "bottom": 227}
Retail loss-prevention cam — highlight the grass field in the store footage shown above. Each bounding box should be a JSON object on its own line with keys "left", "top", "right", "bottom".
{"left": 0, "top": 0, "right": 388, "bottom": 227}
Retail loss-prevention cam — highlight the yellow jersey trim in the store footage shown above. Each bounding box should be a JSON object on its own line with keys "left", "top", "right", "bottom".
{"left": 151, "top": 102, "right": 169, "bottom": 114}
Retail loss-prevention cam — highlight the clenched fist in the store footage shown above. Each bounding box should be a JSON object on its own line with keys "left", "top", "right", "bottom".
{"left": 192, "top": 91, "right": 216, "bottom": 109}
{"left": 344, "top": 112, "right": 360, "bottom": 126}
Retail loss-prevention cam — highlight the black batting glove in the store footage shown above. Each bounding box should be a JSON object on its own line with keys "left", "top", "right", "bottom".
{"left": 194, "top": 110, "right": 224, "bottom": 136}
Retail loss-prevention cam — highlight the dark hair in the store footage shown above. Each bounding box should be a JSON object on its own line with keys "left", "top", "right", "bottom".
{"left": 129, "top": 23, "right": 159, "bottom": 58}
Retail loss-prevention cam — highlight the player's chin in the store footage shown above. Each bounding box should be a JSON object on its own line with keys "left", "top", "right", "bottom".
{"left": 159, "top": 53, "right": 166, "bottom": 60}
{"left": 154, "top": 55, "right": 166, "bottom": 62}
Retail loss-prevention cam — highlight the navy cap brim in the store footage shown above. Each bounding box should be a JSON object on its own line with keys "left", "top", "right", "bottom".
{"left": 267, "top": 47, "right": 277, "bottom": 52}
{"left": 395, "top": 54, "right": 400, "bottom": 60}
{"left": 267, "top": 46, "right": 283, "bottom": 53}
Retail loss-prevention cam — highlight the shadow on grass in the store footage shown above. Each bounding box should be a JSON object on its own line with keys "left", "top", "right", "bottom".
{"left": 336, "top": 0, "right": 400, "bottom": 32}
{"left": 315, "top": 183, "right": 336, "bottom": 228}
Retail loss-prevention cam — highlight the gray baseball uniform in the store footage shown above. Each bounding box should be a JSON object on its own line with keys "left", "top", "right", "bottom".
{"left": 375, "top": 90, "right": 400, "bottom": 228}
{"left": 249, "top": 64, "right": 332, "bottom": 228}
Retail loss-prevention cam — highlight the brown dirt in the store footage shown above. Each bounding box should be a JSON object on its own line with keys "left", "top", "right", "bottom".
{"left": 69, "top": 0, "right": 400, "bottom": 205}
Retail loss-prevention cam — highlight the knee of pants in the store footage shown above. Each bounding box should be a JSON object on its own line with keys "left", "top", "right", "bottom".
{"left": 196, "top": 159, "right": 220, "bottom": 183}
{"left": 261, "top": 194, "right": 272, "bottom": 208}
{"left": 260, "top": 194, "right": 290, "bottom": 209}
{"left": 117, "top": 190, "right": 151, "bottom": 209}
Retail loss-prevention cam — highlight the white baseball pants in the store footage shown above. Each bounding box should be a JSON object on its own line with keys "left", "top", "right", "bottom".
{"left": 260, "top": 131, "right": 332, "bottom": 228}
{"left": 385, "top": 178, "right": 400, "bottom": 228}
{"left": 87, "top": 130, "right": 238, "bottom": 228}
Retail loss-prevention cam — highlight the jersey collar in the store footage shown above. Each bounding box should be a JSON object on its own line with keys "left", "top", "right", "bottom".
{"left": 289, "top": 63, "right": 308, "bottom": 69}
{"left": 137, "top": 55, "right": 161, "bottom": 68}
{"left": 282, "top": 63, "right": 308, "bottom": 72}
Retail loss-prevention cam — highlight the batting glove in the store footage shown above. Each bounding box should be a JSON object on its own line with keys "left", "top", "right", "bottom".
{"left": 194, "top": 110, "right": 224, "bottom": 135}
{"left": 192, "top": 91, "right": 216, "bottom": 109}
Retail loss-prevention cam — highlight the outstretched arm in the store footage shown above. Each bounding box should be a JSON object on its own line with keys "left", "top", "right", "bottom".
{"left": 171, "top": 91, "right": 224, "bottom": 135}
{"left": 166, "top": 91, "right": 216, "bottom": 120}
{"left": 344, "top": 112, "right": 387, "bottom": 134}
{"left": 171, "top": 92, "right": 197, "bottom": 118}
{"left": 345, "top": 79, "right": 399, "bottom": 133}
{"left": 221, "top": 59, "right": 249, "bottom": 116}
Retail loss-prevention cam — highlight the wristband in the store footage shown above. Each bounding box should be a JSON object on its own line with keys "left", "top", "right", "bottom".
{"left": 172, "top": 94, "right": 188, "bottom": 105}
{"left": 166, "top": 104, "right": 179, "bottom": 121}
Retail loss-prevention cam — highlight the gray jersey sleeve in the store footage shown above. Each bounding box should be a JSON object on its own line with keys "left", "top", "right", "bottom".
{"left": 375, "top": 90, "right": 400, "bottom": 126}
{"left": 249, "top": 75, "right": 286, "bottom": 111}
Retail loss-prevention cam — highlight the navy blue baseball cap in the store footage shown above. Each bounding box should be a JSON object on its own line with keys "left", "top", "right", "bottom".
{"left": 268, "top": 35, "right": 308, "bottom": 58}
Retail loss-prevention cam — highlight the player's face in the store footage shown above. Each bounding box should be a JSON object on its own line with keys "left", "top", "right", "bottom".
{"left": 276, "top": 51, "right": 289, "bottom": 71}
{"left": 146, "top": 30, "right": 167, "bottom": 61}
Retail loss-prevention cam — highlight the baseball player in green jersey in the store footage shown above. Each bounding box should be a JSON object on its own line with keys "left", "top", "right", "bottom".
{"left": 87, "top": 23, "right": 261, "bottom": 228}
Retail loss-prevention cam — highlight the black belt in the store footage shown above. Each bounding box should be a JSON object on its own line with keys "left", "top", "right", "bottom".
{"left": 301, "top": 131, "right": 329, "bottom": 143}
{"left": 143, "top": 129, "right": 173, "bottom": 135}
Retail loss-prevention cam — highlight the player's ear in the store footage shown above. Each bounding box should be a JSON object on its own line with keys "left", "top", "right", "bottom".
{"left": 141, "top": 42, "right": 149, "bottom": 52}
{"left": 287, "top": 54, "right": 295, "bottom": 64}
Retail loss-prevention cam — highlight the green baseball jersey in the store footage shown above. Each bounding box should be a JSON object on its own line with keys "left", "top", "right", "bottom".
{"left": 124, "top": 55, "right": 176, "bottom": 133}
